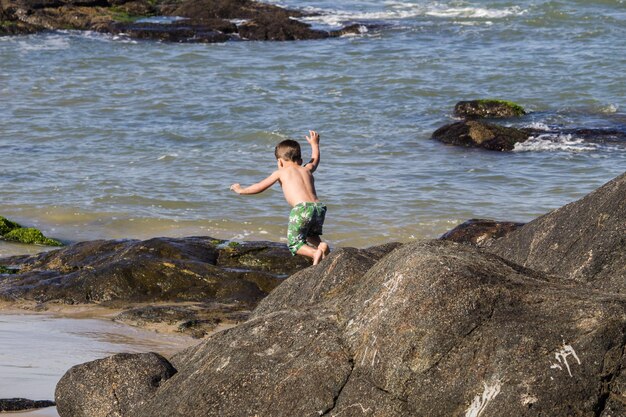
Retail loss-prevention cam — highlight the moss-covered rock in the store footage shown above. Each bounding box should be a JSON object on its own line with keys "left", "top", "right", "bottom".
{"left": 3, "top": 227, "right": 63, "bottom": 246}
{"left": 454, "top": 99, "right": 526, "bottom": 119}
{"left": 0, "top": 216, "right": 21, "bottom": 235}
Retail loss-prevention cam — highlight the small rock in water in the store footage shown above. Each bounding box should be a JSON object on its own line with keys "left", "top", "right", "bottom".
{"left": 454, "top": 99, "right": 526, "bottom": 119}
{"left": 0, "top": 398, "right": 55, "bottom": 412}
{"left": 431, "top": 120, "right": 530, "bottom": 151}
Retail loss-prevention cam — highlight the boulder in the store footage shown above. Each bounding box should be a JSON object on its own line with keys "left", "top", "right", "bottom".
{"left": 440, "top": 218, "right": 525, "bottom": 247}
{"left": 488, "top": 171, "right": 626, "bottom": 292}
{"left": 454, "top": 99, "right": 526, "bottom": 119}
{"left": 55, "top": 352, "right": 176, "bottom": 417}
{"left": 431, "top": 120, "right": 530, "bottom": 151}
{"left": 0, "top": 398, "right": 55, "bottom": 411}
{"left": 76, "top": 240, "right": 626, "bottom": 417}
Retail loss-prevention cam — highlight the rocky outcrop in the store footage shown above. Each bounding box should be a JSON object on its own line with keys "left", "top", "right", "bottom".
{"left": 0, "top": 0, "right": 369, "bottom": 42}
{"left": 440, "top": 218, "right": 525, "bottom": 247}
{"left": 57, "top": 236, "right": 626, "bottom": 416}
{"left": 488, "top": 171, "right": 626, "bottom": 292}
{"left": 55, "top": 353, "right": 176, "bottom": 417}
{"left": 454, "top": 99, "right": 526, "bottom": 119}
{"left": 431, "top": 120, "right": 531, "bottom": 151}
{"left": 0, "top": 398, "right": 55, "bottom": 411}
{"left": 0, "top": 237, "right": 309, "bottom": 334}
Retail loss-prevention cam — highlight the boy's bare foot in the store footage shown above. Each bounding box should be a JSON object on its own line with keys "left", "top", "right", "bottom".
{"left": 318, "top": 242, "right": 329, "bottom": 259}
{"left": 312, "top": 248, "right": 324, "bottom": 265}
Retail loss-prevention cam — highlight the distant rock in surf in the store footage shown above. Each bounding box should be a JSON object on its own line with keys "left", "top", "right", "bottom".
{"left": 0, "top": 0, "right": 371, "bottom": 42}
{"left": 431, "top": 120, "right": 531, "bottom": 151}
{"left": 454, "top": 99, "right": 526, "bottom": 119}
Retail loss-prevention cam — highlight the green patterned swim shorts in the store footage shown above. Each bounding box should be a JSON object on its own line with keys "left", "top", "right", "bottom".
{"left": 287, "top": 202, "right": 327, "bottom": 255}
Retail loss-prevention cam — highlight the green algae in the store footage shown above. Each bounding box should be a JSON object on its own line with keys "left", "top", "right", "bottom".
{"left": 477, "top": 99, "right": 526, "bottom": 116}
{"left": 0, "top": 216, "right": 21, "bottom": 235}
{"left": 3, "top": 227, "right": 63, "bottom": 246}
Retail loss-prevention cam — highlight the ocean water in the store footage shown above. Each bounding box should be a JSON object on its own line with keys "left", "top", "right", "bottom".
{"left": 1, "top": 0, "right": 625, "bottom": 256}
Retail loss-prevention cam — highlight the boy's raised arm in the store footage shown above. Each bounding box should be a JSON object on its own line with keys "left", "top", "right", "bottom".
{"left": 230, "top": 171, "right": 280, "bottom": 195}
{"left": 304, "top": 130, "right": 320, "bottom": 172}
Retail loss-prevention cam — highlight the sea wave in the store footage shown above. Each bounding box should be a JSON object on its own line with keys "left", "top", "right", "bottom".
{"left": 299, "top": 3, "right": 526, "bottom": 28}
{"left": 513, "top": 134, "right": 598, "bottom": 153}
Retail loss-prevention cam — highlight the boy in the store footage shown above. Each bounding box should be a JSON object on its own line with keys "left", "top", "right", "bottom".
{"left": 230, "top": 130, "right": 329, "bottom": 265}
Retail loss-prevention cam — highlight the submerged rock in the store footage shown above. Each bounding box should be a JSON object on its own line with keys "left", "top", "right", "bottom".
{"left": 0, "top": 398, "right": 55, "bottom": 411}
{"left": 454, "top": 99, "right": 526, "bottom": 119}
{"left": 431, "top": 120, "right": 531, "bottom": 151}
{"left": 440, "top": 218, "right": 525, "bottom": 247}
{"left": 55, "top": 352, "right": 176, "bottom": 417}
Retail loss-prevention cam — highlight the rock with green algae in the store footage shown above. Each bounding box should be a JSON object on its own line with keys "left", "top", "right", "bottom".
{"left": 2, "top": 227, "right": 62, "bottom": 246}
{"left": 0, "top": 216, "right": 21, "bottom": 235}
{"left": 454, "top": 99, "right": 526, "bottom": 119}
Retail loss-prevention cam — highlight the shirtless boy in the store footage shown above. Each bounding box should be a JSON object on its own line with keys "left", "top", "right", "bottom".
{"left": 230, "top": 130, "right": 329, "bottom": 265}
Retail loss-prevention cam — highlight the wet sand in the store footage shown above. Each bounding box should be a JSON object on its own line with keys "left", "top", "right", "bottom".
{"left": 0, "top": 311, "right": 199, "bottom": 417}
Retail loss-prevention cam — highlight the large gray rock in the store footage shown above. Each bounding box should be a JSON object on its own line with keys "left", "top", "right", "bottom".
{"left": 57, "top": 240, "right": 626, "bottom": 417}
{"left": 55, "top": 352, "right": 176, "bottom": 417}
{"left": 488, "top": 171, "right": 626, "bottom": 292}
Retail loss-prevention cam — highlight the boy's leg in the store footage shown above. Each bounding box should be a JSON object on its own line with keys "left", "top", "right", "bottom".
{"left": 307, "top": 236, "right": 329, "bottom": 258}
{"left": 296, "top": 244, "right": 324, "bottom": 265}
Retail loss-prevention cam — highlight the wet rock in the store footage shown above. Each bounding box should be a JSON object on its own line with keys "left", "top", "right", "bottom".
{"left": 114, "top": 302, "right": 250, "bottom": 338}
{"left": 440, "top": 218, "right": 525, "bottom": 247}
{"left": 1, "top": 0, "right": 369, "bottom": 42}
{"left": 55, "top": 352, "right": 176, "bottom": 417}
{"left": 0, "top": 216, "right": 62, "bottom": 246}
{"left": 454, "top": 99, "right": 526, "bottom": 119}
{"left": 0, "top": 237, "right": 309, "bottom": 332}
{"left": 238, "top": 14, "right": 328, "bottom": 41}
{"left": 488, "top": 171, "right": 626, "bottom": 292}
{"left": 109, "top": 20, "right": 233, "bottom": 43}
{"left": 431, "top": 120, "right": 531, "bottom": 151}
{"left": 0, "top": 398, "right": 55, "bottom": 411}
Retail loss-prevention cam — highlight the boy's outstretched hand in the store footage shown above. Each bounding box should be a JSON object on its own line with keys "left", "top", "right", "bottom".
{"left": 230, "top": 183, "right": 243, "bottom": 194}
{"left": 305, "top": 130, "right": 320, "bottom": 146}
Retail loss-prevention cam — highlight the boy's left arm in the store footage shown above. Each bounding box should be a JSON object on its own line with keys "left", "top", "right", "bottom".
{"left": 230, "top": 171, "right": 280, "bottom": 195}
{"left": 304, "top": 130, "right": 320, "bottom": 172}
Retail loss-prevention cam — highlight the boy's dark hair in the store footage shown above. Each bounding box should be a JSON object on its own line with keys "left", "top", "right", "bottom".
{"left": 274, "top": 140, "right": 302, "bottom": 163}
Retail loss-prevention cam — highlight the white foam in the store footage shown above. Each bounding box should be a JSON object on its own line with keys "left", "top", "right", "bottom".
{"left": 600, "top": 103, "right": 619, "bottom": 114}
{"left": 299, "top": 3, "right": 525, "bottom": 28}
{"left": 523, "top": 122, "right": 551, "bottom": 131}
{"left": 18, "top": 34, "right": 70, "bottom": 51}
{"left": 425, "top": 6, "right": 525, "bottom": 19}
{"left": 513, "top": 134, "right": 598, "bottom": 152}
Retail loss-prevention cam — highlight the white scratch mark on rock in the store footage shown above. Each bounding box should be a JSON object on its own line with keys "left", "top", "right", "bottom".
{"left": 331, "top": 403, "right": 372, "bottom": 416}
{"left": 551, "top": 344, "right": 581, "bottom": 377}
{"left": 465, "top": 380, "right": 501, "bottom": 417}
{"left": 216, "top": 356, "right": 230, "bottom": 372}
